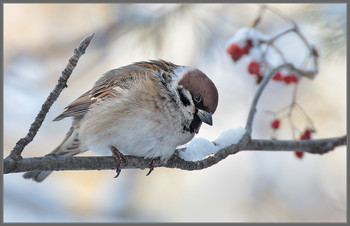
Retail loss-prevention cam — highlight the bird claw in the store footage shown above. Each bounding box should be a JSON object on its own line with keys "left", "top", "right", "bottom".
{"left": 146, "top": 158, "right": 155, "bottom": 176}
{"left": 111, "top": 146, "right": 127, "bottom": 178}
{"left": 114, "top": 167, "right": 121, "bottom": 178}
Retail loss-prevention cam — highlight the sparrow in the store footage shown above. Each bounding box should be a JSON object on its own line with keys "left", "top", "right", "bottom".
{"left": 23, "top": 60, "right": 219, "bottom": 182}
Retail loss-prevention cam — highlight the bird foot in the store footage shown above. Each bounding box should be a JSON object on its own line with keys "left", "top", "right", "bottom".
{"left": 111, "top": 146, "right": 128, "bottom": 178}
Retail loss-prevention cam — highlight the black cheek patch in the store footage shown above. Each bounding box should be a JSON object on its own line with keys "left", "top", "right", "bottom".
{"left": 177, "top": 88, "right": 191, "bottom": 107}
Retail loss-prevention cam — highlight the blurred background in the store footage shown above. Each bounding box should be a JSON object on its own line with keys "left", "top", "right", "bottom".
{"left": 3, "top": 3, "right": 346, "bottom": 222}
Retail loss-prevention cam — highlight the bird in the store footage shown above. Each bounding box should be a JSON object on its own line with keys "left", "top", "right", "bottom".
{"left": 23, "top": 60, "right": 219, "bottom": 182}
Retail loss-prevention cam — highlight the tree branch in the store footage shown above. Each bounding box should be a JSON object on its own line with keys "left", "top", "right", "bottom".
{"left": 3, "top": 25, "right": 346, "bottom": 179}
{"left": 4, "top": 135, "right": 346, "bottom": 174}
{"left": 5, "top": 33, "right": 94, "bottom": 162}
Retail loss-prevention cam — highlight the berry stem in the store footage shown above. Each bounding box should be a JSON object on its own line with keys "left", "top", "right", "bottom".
{"left": 245, "top": 63, "right": 294, "bottom": 135}
{"left": 252, "top": 5, "right": 267, "bottom": 27}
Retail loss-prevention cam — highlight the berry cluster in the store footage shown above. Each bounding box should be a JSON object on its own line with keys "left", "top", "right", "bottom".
{"left": 270, "top": 118, "right": 315, "bottom": 159}
{"left": 226, "top": 27, "right": 303, "bottom": 86}
{"left": 272, "top": 71, "right": 298, "bottom": 85}
{"left": 226, "top": 27, "right": 268, "bottom": 84}
{"left": 226, "top": 20, "right": 319, "bottom": 161}
{"left": 269, "top": 70, "right": 310, "bottom": 160}
{"left": 295, "top": 128, "right": 314, "bottom": 159}
{"left": 226, "top": 40, "right": 253, "bottom": 62}
{"left": 300, "top": 128, "right": 313, "bottom": 140}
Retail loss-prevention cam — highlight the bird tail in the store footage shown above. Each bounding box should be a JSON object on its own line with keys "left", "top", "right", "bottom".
{"left": 23, "top": 126, "right": 86, "bottom": 182}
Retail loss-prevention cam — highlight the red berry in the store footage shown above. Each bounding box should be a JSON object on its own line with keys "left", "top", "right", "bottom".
{"left": 272, "top": 72, "right": 283, "bottom": 81}
{"left": 295, "top": 151, "right": 304, "bottom": 159}
{"left": 283, "top": 75, "right": 293, "bottom": 84}
{"left": 248, "top": 61, "right": 261, "bottom": 75}
{"left": 290, "top": 75, "right": 298, "bottom": 83}
{"left": 227, "top": 44, "right": 243, "bottom": 62}
{"left": 283, "top": 74, "right": 298, "bottom": 84}
{"left": 271, "top": 119, "right": 280, "bottom": 129}
{"left": 300, "top": 129, "right": 312, "bottom": 140}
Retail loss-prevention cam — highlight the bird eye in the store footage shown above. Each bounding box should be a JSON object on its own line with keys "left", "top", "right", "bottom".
{"left": 193, "top": 94, "right": 202, "bottom": 103}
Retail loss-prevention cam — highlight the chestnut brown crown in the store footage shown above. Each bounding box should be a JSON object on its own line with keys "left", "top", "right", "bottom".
{"left": 179, "top": 69, "right": 219, "bottom": 114}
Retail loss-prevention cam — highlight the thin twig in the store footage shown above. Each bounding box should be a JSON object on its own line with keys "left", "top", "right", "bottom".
{"left": 294, "top": 103, "right": 315, "bottom": 130}
{"left": 266, "top": 5, "right": 298, "bottom": 28}
{"left": 287, "top": 84, "right": 298, "bottom": 139}
{"left": 252, "top": 5, "right": 266, "bottom": 27}
{"left": 270, "top": 43, "right": 288, "bottom": 63}
{"left": 5, "top": 33, "right": 94, "bottom": 162}
{"left": 267, "top": 27, "right": 295, "bottom": 44}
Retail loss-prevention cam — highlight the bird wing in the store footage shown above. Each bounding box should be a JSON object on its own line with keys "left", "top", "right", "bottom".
{"left": 53, "top": 60, "right": 176, "bottom": 121}
{"left": 53, "top": 67, "right": 140, "bottom": 121}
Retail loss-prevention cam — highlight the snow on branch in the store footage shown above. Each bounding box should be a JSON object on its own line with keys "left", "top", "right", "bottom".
{"left": 178, "top": 127, "right": 246, "bottom": 161}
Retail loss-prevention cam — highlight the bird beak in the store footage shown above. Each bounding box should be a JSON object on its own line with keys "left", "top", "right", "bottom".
{"left": 197, "top": 109, "right": 213, "bottom": 126}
